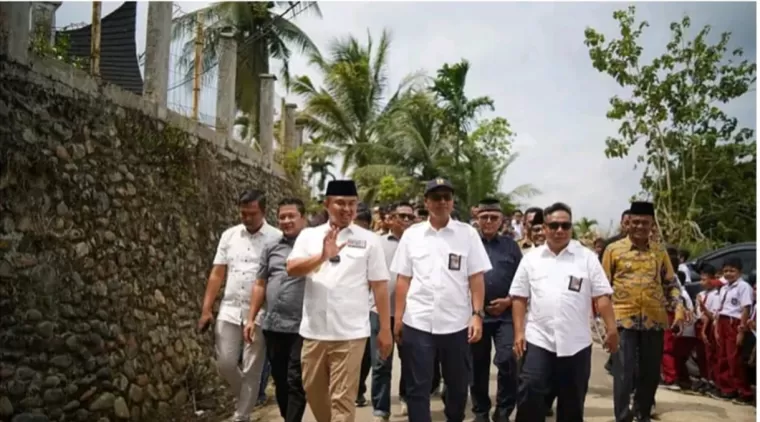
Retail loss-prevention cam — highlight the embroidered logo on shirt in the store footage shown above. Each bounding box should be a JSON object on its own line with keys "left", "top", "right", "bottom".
{"left": 568, "top": 276, "right": 583, "bottom": 292}
{"left": 346, "top": 239, "right": 367, "bottom": 249}
{"left": 448, "top": 253, "right": 461, "bottom": 271}
{"left": 731, "top": 297, "right": 739, "bottom": 306}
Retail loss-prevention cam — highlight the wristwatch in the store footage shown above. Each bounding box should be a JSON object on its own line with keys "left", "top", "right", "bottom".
{"left": 472, "top": 309, "right": 485, "bottom": 319}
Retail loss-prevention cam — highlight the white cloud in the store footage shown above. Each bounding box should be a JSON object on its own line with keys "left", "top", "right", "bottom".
{"left": 55, "top": 1, "right": 757, "bottom": 230}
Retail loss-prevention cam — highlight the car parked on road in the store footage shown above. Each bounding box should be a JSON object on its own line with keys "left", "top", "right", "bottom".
{"left": 682, "top": 242, "right": 756, "bottom": 301}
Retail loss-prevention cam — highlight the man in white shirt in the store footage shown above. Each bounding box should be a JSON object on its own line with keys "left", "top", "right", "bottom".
{"left": 509, "top": 202, "right": 618, "bottom": 422}
{"left": 392, "top": 178, "right": 492, "bottom": 422}
{"left": 286, "top": 180, "right": 393, "bottom": 422}
{"left": 197, "top": 190, "right": 282, "bottom": 422}
{"left": 369, "top": 201, "right": 415, "bottom": 421}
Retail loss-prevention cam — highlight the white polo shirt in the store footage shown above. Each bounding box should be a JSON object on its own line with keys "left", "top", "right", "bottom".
{"left": 390, "top": 219, "right": 492, "bottom": 335}
{"left": 370, "top": 233, "right": 401, "bottom": 316}
{"left": 509, "top": 240, "right": 613, "bottom": 357}
{"left": 213, "top": 222, "right": 282, "bottom": 325}
{"left": 717, "top": 278, "right": 753, "bottom": 319}
{"left": 288, "top": 223, "right": 389, "bottom": 341}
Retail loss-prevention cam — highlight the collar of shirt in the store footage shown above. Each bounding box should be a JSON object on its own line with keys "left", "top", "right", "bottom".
{"left": 239, "top": 221, "right": 274, "bottom": 237}
{"left": 537, "top": 240, "right": 582, "bottom": 258}
{"left": 422, "top": 219, "right": 456, "bottom": 234}
{"left": 386, "top": 233, "right": 401, "bottom": 242}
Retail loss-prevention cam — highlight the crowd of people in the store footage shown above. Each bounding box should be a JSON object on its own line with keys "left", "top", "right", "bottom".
{"left": 196, "top": 177, "right": 756, "bottom": 422}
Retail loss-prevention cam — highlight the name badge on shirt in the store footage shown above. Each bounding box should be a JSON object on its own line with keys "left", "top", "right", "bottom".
{"left": 346, "top": 239, "right": 367, "bottom": 249}
{"left": 568, "top": 276, "right": 583, "bottom": 292}
{"left": 448, "top": 253, "right": 461, "bottom": 271}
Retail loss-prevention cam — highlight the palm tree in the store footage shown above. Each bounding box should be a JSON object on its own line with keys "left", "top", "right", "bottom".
{"left": 291, "top": 29, "right": 422, "bottom": 175}
{"left": 171, "top": 2, "right": 322, "bottom": 142}
{"left": 303, "top": 137, "right": 338, "bottom": 192}
{"left": 574, "top": 217, "right": 599, "bottom": 240}
{"left": 430, "top": 60, "right": 494, "bottom": 166}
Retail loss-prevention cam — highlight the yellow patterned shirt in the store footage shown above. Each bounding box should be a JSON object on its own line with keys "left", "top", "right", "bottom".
{"left": 602, "top": 237, "right": 684, "bottom": 330}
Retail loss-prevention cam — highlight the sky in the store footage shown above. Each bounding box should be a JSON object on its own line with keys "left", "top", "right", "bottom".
{"left": 55, "top": 1, "right": 757, "bottom": 231}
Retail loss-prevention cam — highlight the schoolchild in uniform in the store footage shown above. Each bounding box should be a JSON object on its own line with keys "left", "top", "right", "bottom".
{"left": 695, "top": 264, "right": 722, "bottom": 394}
{"left": 710, "top": 257, "right": 754, "bottom": 404}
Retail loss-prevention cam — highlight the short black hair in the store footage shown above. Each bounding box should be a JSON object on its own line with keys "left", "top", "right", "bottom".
{"left": 524, "top": 207, "right": 543, "bottom": 217}
{"left": 355, "top": 208, "right": 372, "bottom": 224}
{"left": 238, "top": 189, "right": 266, "bottom": 210}
{"left": 621, "top": 209, "right": 630, "bottom": 219}
{"left": 395, "top": 201, "right": 413, "bottom": 211}
{"left": 722, "top": 257, "right": 743, "bottom": 271}
{"left": 277, "top": 197, "right": 305, "bottom": 216}
{"left": 543, "top": 202, "right": 572, "bottom": 219}
{"left": 678, "top": 248, "right": 690, "bottom": 261}
{"left": 699, "top": 263, "right": 717, "bottom": 277}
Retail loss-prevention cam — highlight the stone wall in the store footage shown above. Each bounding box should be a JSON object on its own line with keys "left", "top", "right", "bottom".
{"left": 0, "top": 57, "right": 293, "bottom": 421}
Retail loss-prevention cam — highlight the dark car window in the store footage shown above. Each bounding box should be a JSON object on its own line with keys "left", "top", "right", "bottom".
{"left": 705, "top": 249, "right": 756, "bottom": 277}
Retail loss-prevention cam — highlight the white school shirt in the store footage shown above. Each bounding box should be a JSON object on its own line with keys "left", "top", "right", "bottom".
{"left": 213, "top": 222, "right": 283, "bottom": 325}
{"left": 288, "top": 223, "right": 389, "bottom": 341}
{"left": 680, "top": 287, "right": 696, "bottom": 337}
{"left": 369, "top": 233, "right": 401, "bottom": 316}
{"left": 695, "top": 289, "right": 721, "bottom": 319}
{"left": 509, "top": 240, "right": 614, "bottom": 357}
{"left": 390, "top": 219, "right": 492, "bottom": 335}
{"left": 717, "top": 278, "right": 754, "bottom": 319}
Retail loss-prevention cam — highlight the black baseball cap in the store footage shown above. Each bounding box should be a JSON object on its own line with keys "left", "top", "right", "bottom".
{"left": 424, "top": 177, "right": 454, "bottom": 195}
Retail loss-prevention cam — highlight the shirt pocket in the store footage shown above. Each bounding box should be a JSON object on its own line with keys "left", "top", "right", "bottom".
{"left": 410, "top": 250, "right": 433, "bottom": 277}
{"left": 445, "top": 250, "right": 469, "bottom": 275}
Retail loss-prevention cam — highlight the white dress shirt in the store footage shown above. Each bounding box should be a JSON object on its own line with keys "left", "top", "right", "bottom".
{"left": 717, "top": 278, "right": 754, "bottom": 319}
{"left": 370, "top": 233, "right": 401, "bottom": 316}
{"left": 509, "top": 240, "right": 613, "bottom": 357}
{"left": 213, "top": 222, "right": 282, "bottom": 325}
{"left": 390, "top": 219, "right": 492, "bottom": 335}
{"left": 288, "top": 223, "right": 389, "bottom": 341}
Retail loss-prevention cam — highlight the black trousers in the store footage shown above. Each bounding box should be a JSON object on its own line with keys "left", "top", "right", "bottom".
{"left": 470, "top": 320, "right": 517, "bottom": 421}
{"left": 357, "top": 338, "right": 372, "bottom": 398}
{"left": 262, "top": 330, "right": 306, "bottom": 422}
{"left": 516, "top": 343, "right": 592, "bottom": 422}
{"left": 401, "top": 324, "right": 470, "bottom": 422}
{"left": 398, "top": 343, "right": 442, "bottom": 401}
{"left": 612, "top": 329, "right": 664, "bottom": 422}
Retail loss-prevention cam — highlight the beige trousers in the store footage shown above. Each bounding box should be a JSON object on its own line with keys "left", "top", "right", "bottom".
{"left": 215, "top": 320, "right": 267, "bottom": 422}
{"left": 301, "top": 338, "right": 367, "bottom": 422}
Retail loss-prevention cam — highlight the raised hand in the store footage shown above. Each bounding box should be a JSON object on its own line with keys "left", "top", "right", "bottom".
{"left": 321, "top": 226, "right": 346, "bottom": 260}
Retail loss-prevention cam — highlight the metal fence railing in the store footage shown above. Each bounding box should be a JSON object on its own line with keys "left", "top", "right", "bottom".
{"left": 167, "top": 9, "right": 219, "bottom": 130}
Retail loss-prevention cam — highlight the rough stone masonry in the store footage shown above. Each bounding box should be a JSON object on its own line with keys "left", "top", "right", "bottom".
{"left": 0, "top": 57, "right": 293, "bottom": 421}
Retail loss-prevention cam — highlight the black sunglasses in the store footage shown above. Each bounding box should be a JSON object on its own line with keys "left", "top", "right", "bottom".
{"left": 478, "top": 214, "right": 501, "bottom": 223}
{"left": 428, "top": 192, "right": 453, "bottom": 202}
{"left": 547, "top": 222, "right": 572, "bottom": 231}
{"left": 396, "top": 213, "right": 415, "bottom": 221}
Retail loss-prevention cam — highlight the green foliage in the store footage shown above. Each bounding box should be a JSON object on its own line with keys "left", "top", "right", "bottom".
{"left": 584, "top": 6, "right": 756, "bottom": 246}
{"left": 375, "top": 175, "right": 407, "bottom": 203}
{"left": 292, "top": 33, "right": 540, "bottom": 209}
{"left": 172, "top": 2, "right": 322, "bottom": 141}
{"left": 29, "top": 28, "right": 87, "bottom": 69}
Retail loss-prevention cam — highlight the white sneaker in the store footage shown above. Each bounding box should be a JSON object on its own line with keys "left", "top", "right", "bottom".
{"left": 399, "top": 402, "right": 408, "bottom": 416}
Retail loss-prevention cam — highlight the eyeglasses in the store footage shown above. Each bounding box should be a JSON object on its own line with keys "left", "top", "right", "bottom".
{"left": 428, "top": 192, "right": 453, "bottom": 202}
{"left": 546, "top": 222, "right": 572, "bottom": 231}
{"left": 478, "top": 214, "right": 501, "bottom": 223}
{"left": 396, "top": 213, "right": 415, "bottom": 221}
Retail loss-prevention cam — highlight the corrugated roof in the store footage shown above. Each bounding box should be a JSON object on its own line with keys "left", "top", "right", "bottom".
{"left": 57, "top": 1, "right": 143, "bottom": 95}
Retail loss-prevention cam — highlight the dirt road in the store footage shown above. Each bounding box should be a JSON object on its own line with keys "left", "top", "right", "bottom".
{"left": 250, "top": 344, "right": 755, "bottom": 421}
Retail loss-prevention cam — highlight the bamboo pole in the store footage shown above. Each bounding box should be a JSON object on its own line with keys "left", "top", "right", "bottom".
{"left": 192, "top": 13, "right": 204, "bottom": 121}
{"left": 90, "top": 1, "right": 102, "bottom": 77}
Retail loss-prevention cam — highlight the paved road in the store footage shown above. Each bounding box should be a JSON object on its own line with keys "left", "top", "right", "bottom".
{"left": 252, "top": 344, "right": 755, "bottom": 422}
